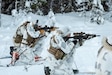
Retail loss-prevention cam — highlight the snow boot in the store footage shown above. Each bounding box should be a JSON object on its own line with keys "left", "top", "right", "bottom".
{"left": 73, "top": 69, "right": 79, "bottom": 74}
{"left": 44, "top": 67, "right": 51, "bottom": 75}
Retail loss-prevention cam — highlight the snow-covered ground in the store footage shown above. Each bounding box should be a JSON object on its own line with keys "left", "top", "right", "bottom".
{"left": 0, "top": 12, "right": 112, "bottom": 75}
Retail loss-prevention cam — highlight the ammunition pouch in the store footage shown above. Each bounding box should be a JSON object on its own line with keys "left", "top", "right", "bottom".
{"left": 14, "top": 34, "right": 23, "bottom": 43}
{"left": 48, "top": 46, "right": 66, "bottom": 60}
{"left": 26, "top": 33, "right": 40, "bottom": 47}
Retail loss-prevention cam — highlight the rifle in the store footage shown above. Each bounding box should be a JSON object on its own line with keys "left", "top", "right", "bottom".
{"left": 34, "top": 25, "right": 58, "bottom": 32}
{"left": 63, "top": 32, "right": 100, "bottom": 42}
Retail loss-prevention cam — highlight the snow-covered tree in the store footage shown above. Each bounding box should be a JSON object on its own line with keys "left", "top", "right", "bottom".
{"left": 1, "top": 0, "right": 112, "bottom": 24}
{"left": 93, "top": 0, "right": 104, "bottom": 11}
{"left": 101, "top": 0, "right": 109, "bottom": 11}
{"left": 108, "top": 0, "right": 112, "bottom": 11}
{"left": 61, "top": 0, "right": 74, "bottom": 13}
{"left": 45, "top": 9, "right": 56, "bottom": 26}
{"left": 24, "top": 0, "right": 32, "bottom": 13}
{"left": 90, "top": 0, "right": 104, "bottom": 24}
{"left": 1, "top": 0, "right": 15, "bottom": 15}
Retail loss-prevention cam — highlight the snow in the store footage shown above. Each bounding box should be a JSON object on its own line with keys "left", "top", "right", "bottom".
{"left": 0, "top": 11, "right": 112, "bottom": 75}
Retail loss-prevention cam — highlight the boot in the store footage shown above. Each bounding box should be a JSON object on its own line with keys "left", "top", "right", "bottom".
{"left": 73, "top": 69, "right": 79, "bottom": 74}
{"left": 44, "top": 66, "right": 51, "bottom": 75}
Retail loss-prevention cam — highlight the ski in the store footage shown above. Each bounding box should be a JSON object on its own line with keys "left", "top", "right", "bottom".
{"left": 44, "top": 67, "right": 95, "bottom": 75}
{"left": 75, "top": 72, "right": 95, "bottom": 74}
{"left": 0, "top": 57, "right": 46, "bottom": 67}
{"left": 0, "top": 56, "right": 12, "bottom": 59}
{"left": 0, "top": 62, "right": 44, "bottom": 67}
{"left": 0, "top": 65, "right": 8, "bottom": 67}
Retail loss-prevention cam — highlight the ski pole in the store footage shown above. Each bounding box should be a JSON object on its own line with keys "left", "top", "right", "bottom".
{"left": 72, "top": 48, "right": 79, "bottom": 73}
{"left": 7, "top": 48, "right": 28, "bottom": 67}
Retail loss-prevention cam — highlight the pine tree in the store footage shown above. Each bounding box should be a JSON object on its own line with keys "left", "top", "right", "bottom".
{"left": 90, "top": 0, "right": 104, "bottom": 24}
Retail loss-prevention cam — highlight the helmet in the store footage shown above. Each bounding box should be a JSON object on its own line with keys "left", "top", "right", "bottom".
{"left": 59, "top": 27, "right": 70, "bottom": 37}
